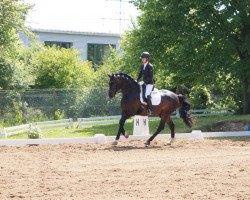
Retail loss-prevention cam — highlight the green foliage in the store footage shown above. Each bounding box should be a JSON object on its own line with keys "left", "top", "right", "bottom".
{"left": 13, "top": 101, "right": 23, "bottom": 123}
{"left": 125, "top": 0, "right": 250, "bottom": 113}
{"left": 30, "top": 45, "right": 94, "bottom": 88}
{"left": 23, "top": 107, "right": 47, "bottom": 123}
{"left": 0, "top": 91, "right": 23, "bottom": 125}
{"left": 0, "top": 42, "right": 34, "bottom": 90}
{"left": 0, "top": 0, "right": 32, "bottom": 90}
{"left": 93, "top": 48, "right": 124, "bottom": 87}
{"left": 0, "top": 0, "right": 31, "bottom": 48}
{"left": 189, "top": 86, "right": 212, "bottom": 109}
{"left": 54, "top": 109, "right": 65, "bottom": 120}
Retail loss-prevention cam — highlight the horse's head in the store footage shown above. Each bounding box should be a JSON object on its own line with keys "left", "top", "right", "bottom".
{"left": 108, "top": 74, "right": 122, "bottom": 99}
{"left": 108, "top": 73, "right": 138, "bottom": 99}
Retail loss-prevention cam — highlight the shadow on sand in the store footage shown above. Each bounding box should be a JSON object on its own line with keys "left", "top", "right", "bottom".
{"left": 103, "top": 143, "right": 173, "bottom": 151}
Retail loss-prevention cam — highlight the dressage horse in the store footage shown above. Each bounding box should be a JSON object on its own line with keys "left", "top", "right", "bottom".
{"left": 108, "top": 73, "right": 194, "bottom": 145}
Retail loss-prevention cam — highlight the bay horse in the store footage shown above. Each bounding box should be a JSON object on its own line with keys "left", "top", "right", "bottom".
{"left": 108, "top": 73, "right": 194, "bottom": 145}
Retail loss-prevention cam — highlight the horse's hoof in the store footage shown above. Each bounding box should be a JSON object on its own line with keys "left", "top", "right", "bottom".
{"left": 124, "top": 132, "right": 129, "bottom": 139}
{"left": 167, "top": 138, "right": 175, "bottom": 145}
{"left": 144, "top": 141, "right": 150, "bottom": 146}
{"left": 112, "top": 140, "right": 118, "bottom": 146}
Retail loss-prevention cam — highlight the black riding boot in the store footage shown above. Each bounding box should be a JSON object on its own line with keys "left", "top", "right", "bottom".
{"left": 146, "top": 95, "right": 153, "bottom": 115}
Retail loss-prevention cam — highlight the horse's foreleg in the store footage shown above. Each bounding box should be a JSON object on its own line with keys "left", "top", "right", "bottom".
{"left": 166, "top": 117, "right": 175, "bottom": 145}
{"left": 112, "top": 115, "right": 128, "bottom": 145}
{"left": 145, "top": 117, "right": 166, "bottom": 146}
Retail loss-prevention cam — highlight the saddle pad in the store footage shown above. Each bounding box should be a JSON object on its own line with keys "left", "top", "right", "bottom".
{"left": 139, "top": 83, "right": 161, "bottom": 106}
{"left": 151, "top": 89, "right": 161, "bottom": 105}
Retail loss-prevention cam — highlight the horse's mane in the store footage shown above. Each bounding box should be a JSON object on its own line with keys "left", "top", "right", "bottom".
{"left": 112, "top": 73, "right": 138, "bottom": 86}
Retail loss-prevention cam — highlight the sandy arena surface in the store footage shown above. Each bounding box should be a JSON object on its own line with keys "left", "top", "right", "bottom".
{"left": 0, "top": 138, "right": 250, "bottom": 200}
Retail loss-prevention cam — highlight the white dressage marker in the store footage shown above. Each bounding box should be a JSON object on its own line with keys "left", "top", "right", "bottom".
{"left": 133, "top": 115, "right": 150, "bottom": 136}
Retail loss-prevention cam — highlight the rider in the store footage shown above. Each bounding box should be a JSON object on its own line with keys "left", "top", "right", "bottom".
{"left": 137, "top": 52, "right": 154, "bottom": 114}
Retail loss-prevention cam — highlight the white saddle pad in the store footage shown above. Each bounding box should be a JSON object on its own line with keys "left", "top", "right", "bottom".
{"left": 151, "top": 89, "right": 161, "bottom": 105}
{"left": 139, "top": 83, "right": 161, "bottom": 106}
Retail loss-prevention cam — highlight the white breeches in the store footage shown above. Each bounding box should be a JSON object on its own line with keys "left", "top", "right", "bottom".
{"left": 145, "top": 84, "right": 153, "bottom": 97}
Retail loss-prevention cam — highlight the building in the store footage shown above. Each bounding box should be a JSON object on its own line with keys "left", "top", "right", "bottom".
{"left": 20, "top": 28, "right": 121, "bottom": 66}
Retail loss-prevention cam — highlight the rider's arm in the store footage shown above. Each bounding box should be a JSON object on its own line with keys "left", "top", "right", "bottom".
{"left": 144, "top": 65, "right": 153, "bottom": 84}
{"left": 137, "top": 65, "right": 143, "bottom": 82}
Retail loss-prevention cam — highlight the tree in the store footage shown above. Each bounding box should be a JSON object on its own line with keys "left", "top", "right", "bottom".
{"left": 0, "top": 0, "right": 31, "bottom": 89}
{"left": 93, "top": 48, "right": 123, "bottom": 87}
{"left": 0, "top": 0, "right": 30, "bottom": 48}
{"left": 31, "top": 45, "right": 94, "bottom": 88}
{"left": 123, "top": 0, "right": 250, "bottom": 113}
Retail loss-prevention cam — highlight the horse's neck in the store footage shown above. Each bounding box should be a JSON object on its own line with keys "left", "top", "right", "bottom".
{"left": 121, "top": 83, "right": 139, "bottom": 98}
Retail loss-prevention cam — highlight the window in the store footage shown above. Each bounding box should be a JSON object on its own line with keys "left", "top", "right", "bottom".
{"left": 87, "top": 43, "right": 116, "bottom": 68}
{"left": 44, "top": 41, "right": 73, "bottom": 49}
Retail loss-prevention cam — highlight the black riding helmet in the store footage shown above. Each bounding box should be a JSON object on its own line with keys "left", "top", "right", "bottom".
{"left": 140, "top": 52, "right": 150, "bottom": 59}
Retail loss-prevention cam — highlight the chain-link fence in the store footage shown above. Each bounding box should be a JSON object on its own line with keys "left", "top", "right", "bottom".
{"left": 0, "top": 88, "right": 121, "bottom": 125}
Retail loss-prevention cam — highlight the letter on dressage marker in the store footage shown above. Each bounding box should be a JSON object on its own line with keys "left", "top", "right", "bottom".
{"left": 136, "top": 119, "right": 139, "bottom": 126}
{"left": 133, "top": 115, "right": 150, "bottom": 136}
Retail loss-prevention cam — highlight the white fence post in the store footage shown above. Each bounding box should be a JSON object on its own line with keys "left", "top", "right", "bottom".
{"left": 0, "top": 129, "right": 5, "bottom": 138}
{"left": 2, "top": 129, "right": 7, "bottom": 138}
{"left": 176, "top": 109, "right": 180, "bottom": 118}
{"left": 3, "top": 129, "right": 7, "bottom": 138}
{"left": 69, "top": 118, "right": 74, "bottom": 128}
{"left": 77, "top": 118, "right": 81, "bottom": 128}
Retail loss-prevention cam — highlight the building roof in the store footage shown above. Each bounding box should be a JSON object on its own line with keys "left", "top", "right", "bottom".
{"left": 30, "top": 28, "right": 121, "bottom": 38}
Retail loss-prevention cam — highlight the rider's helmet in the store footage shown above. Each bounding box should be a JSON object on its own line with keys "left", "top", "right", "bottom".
{"left": 140, "top": 52, "right": 150, "bottom": 59}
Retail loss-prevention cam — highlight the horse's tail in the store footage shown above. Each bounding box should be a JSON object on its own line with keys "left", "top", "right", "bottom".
{"left": 178, "top": 95, "right": 194, "bottom": 128}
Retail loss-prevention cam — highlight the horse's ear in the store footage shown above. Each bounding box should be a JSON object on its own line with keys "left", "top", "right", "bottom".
{"left": 107, "top": 74, "right": 112, "bottom": 78}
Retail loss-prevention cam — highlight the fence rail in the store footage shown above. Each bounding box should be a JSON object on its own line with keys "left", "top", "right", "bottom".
{"left": 192, "top": 108, "right": 233, "bottom": 117}
{"left": 0, "top": 119, "right": 73, "bottom": 138}
{"left": 32, "top": 118, "right": 74, "bottom": 130}
{"left": 76, "top": 108, "right": 234, "bottom": 127}
{"left": 77, "top": 115, "right": 121, "bottom": 128}
{"left": 0, "top": 124, "right": 31, "bottom": 138}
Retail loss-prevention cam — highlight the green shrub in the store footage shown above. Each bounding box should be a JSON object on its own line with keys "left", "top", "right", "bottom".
{"left": 27, "top": 127, "right": 43, "bottom": 139}
{"left": 24, "top": 107, "right": 47, "bottom": 122}
{"left": 54, "top": 109, "right": 65, "bottom": 120}
{"left": 189, "top": 86, "right": 213, "bottom": 109}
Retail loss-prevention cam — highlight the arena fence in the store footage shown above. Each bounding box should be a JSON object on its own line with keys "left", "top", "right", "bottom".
{"left": 77, "top": 115, "right": 120, "bottom": 128}
{"left": 0, "top": 89, "right": 234, "bottom": 126}
{"left": 31, "top": 118, "right": 74, "bottom": 130}
{"left": 192, "top": 108, "right": 234, "bottom": 117}
{"left": 0, "top": 124, "right": 31, "bottom": 138}
{"left": 0, "top": 88, "right": 121, "bottom": 125}
{"left": 0, "top": 119, "right": 74, "bottom": 138}
{"left": 0, "top": 107, "right": 235, "bottom": 138}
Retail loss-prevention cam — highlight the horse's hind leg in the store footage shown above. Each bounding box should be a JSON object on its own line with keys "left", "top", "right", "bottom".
{"left": 145, "top": 117, "right": 166, "bottom": 146}
{"left": 166, "top": 117, "right": 175, "bottom": 145}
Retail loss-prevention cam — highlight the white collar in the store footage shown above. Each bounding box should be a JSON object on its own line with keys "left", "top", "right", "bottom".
{"left": 143, "top": 62, "right": 148, "bottom": 69}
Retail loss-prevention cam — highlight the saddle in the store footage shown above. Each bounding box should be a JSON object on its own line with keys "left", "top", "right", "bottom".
{"left": 139, "top": 82, "right": 161, "bottom": 106}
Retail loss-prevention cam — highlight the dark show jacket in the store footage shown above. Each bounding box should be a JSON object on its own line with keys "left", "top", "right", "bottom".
{"left": 137, "top": 62, "right": 154, "bottom": 84}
